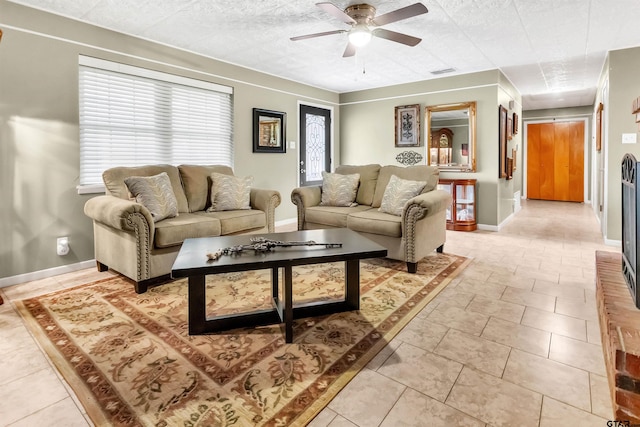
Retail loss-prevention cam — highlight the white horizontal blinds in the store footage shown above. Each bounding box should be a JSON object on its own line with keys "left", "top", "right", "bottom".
{"left": 79, "top": 59, "right": 233, "bottom": 186}
{"left": 170, "top": 85, "right": 233, "bottom": 165}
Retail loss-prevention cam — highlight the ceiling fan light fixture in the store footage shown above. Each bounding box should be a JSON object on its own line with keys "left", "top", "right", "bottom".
{"left": 348, "top": 25, "right": 372, "bottom": 47}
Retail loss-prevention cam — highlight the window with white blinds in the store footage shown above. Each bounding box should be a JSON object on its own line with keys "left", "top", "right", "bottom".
{"left": 78, "top": 56, "right": 233, "bottom": 189}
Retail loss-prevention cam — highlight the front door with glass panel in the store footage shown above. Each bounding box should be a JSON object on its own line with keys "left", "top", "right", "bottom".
{"left": 299, "top": 104, "right": 331, "bottom": 186}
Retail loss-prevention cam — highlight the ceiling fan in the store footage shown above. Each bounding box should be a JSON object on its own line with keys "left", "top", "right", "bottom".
{"left": 291, "top": 2, "right": 428, "bottom": 57}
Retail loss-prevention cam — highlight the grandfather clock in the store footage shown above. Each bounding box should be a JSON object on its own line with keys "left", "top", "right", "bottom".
{"left": 430, "top": 128, "right": 454, "bottom": 165}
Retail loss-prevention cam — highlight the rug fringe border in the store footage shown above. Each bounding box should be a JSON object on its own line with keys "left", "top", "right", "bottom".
{"left": 14, "top": 300, "right": 114, "bottom": 427}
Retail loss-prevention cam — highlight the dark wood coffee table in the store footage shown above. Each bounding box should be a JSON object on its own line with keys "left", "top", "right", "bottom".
{"left": 171, "top": 228, "right": 387, "bottom": 342}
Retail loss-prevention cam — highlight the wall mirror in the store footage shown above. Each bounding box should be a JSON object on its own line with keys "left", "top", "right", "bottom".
{"left": 426, "top": 101, "right": 477, "bottom": 172}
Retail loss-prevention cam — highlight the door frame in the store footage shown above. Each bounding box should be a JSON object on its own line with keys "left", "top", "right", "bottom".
{"left": 297, "top": 101, "right": 335, "bottom": 187}
{"left": 522, "top": 117, "right": 590, "bottom": 203}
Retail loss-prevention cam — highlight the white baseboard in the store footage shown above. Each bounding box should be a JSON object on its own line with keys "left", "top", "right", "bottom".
{"left": 477, "top": 224, "right": 499, "bottom": 231}
{"left": 0, "top": 260, "right": 95, "bottom": 288}
{"left": 1, "top": 221, "right": 301, "bottom": 289}
{"left": 604, "top": 238, "right": 622, "bottom": 248}
{"left": 476, "top": 212, "right": 515, "bottom": 232}
{"left": 275, "top": 218, "right": 297, "bottom": 227}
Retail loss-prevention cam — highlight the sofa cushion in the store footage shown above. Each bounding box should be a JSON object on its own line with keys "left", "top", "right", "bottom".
{"left": 347, "top": 209, "right": 402, "bottom": 238}
{"left": 154, "top": 213, "right": 221, "bottom": 248}
{"left": 378, "top": 175, "right": 427, "bottom": 216}
{"left": 305, "top": 205, "right": 372, "bottom": 228}
{"left": 335, "top": 164, "right": 381, "bottom": 206}
{"left": 124, "top": 172, "right": 179, "bottom": 222}
{"left": 103, "top": 164, "right": 189, "bottom": 213}
{"left": 208, "top": 172, "right": 253, "bottom": 211}
{"left": 320, "top": 171, "right": 360, "bottom": 207}
{"left": 195, "top": 210, "right": 266, "bottom": 235}
{"left": 372, "top": 165, "right": 439, "bottom": 208}
{"left": 178, "top": 164, "right": 235, "bottom": 212}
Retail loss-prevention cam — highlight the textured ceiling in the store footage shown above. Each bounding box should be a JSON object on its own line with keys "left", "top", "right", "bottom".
{"left": 8, "top": 0, "right": 640, "bottom": 110}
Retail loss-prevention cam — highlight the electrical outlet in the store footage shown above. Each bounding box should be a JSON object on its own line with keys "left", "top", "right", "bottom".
{"left": 57, "top": 237, "right": 70, "bottom": 256}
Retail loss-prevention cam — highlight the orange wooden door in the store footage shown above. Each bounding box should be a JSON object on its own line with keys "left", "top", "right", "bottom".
{"left": 527, "top": 121, "right": 584, "bottom": 202}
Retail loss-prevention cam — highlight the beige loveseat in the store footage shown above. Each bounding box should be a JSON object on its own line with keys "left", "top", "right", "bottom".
{"left": 291, "top": 164, "right": 451, "bottom": 273}
{"left": 84, "top": 164, "right": 281, "bottom": 293}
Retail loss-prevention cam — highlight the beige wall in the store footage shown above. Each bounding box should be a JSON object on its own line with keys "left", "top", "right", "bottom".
{"left": 339, "top": 70, "right": 522, "bottom": 227}
{"left": 0, "top": 2, "right": 339, "bottom": 278}
{"left": 497, "top": 73, "right": 523, "bottom": 225}
{"left": 603, "top": 47, "right": 640, "bottom": 241}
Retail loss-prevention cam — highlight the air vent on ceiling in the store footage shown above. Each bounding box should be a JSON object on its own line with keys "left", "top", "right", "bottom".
{"left": 430, "top": 68, "right": 456, "bottom": 75}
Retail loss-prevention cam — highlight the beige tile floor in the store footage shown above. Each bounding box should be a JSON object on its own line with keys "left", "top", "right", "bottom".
{"left": 0, "top": 199, "right": 618, "bottom": 426}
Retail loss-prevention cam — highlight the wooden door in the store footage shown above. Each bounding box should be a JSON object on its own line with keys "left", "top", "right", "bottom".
{"left": 527, "top": 121, "right": 584, "bottom": 202}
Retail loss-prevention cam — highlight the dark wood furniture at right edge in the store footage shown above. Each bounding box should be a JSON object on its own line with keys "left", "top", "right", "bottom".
{"left": 438, "top": 178, "right": 477, "bottom": 231}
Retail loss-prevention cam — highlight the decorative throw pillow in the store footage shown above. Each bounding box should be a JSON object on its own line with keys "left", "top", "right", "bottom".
{"left": 320, "top": 171, "right": 361, "bottom": 207}
{"left": 378, "top": 174, "right": 427, "bottom": 216}
{"left": 124, "top": 172, "right": 179, "bottom": 222}
{"left": 207, "top": 172, "right": 253, "bottom": 211}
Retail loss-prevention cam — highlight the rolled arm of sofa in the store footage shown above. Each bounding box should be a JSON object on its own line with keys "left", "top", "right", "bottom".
{"left": 84, "top": 195, "right": 155, "bottom": 235}
{"left": 290, "top": 186, "right": 322, "bottom": 230}
{"left": 402, "top": 189, "right": 452, "bottom": 224}
{"left": 250, "top": 188, "right": 281, "bottom": 232}
{"left": 291, "top": 186, "right": 322, "bottom": 207}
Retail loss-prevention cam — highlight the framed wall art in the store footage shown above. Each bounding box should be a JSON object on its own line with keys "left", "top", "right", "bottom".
{"left": 596, "top": 102, "right": 603, "bottom": 152}
{"left": 395, "top": 104, "right": 421, "bottom": 147}
{"left": 499, "top": 105, "right": 508, "bottom": 178}
{"left": 253, "top": 108, "right": 286, "bottom": 153}
{"left": 512, "top": 112, "right": 519, "bottom": 135}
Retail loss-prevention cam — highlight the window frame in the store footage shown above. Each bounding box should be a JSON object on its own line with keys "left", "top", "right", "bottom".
{"left": 77, "top": 56, "right": 234, "bottom": 194}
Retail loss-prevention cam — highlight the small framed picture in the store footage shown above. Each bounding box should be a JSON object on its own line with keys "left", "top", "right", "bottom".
{"left": 395, "top": 104, "right": 421, "bottom": 147}
{"left": 253, "top": 108, "right": 286, "bottom": 153}
{"left": 596, "top": 103, "right": 603, "bottom": 151}
{"left": 499, "top": 105, "right": 508, "bottom": 178}
{"left": 512, "top": 112, "right": 519, "bottom": 135}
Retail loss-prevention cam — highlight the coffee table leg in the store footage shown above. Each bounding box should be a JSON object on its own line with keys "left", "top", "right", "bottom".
{"left": 272, "top": 267, "right": 279, "bottom": 299}
{"left": 188, "top": 274, "right": 206, "bottom": 334}
{"left": 345, "top": 259, "right": 360, "bottom": 310}
{"left": 284, "top": 265, "right": 293, "bottom": 343}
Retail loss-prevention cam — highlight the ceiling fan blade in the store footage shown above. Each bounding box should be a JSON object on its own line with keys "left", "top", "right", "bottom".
{"left": 316, "top": 2, "right": 356, "bottom": 24}
{"left": 290, "top": 29, "right": 347, "bottom": 41}
{"left": 342, "top": 42, "right": 356, "bottom": 57}
{"left": 372, "top": 28, "right": 422, "bottom": 46}
{"left": 372, "top": 3, "right": 428, "bottom": 27}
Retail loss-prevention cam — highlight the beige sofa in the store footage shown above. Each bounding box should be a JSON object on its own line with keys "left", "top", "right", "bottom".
{"left": 291, "top": 164, "right": 451, "bottom": 273}
{"left": 84, "top": 164, "right": 281, "bottom": 293}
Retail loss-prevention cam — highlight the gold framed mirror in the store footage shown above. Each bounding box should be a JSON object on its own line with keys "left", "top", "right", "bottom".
{"left": 426, "top": 101, "right": 476, "bottom": 172}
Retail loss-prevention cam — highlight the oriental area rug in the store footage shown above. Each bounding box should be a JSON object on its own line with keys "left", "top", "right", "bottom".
{"left": 16, "top": 253, "right": 468, "bottom": 427}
